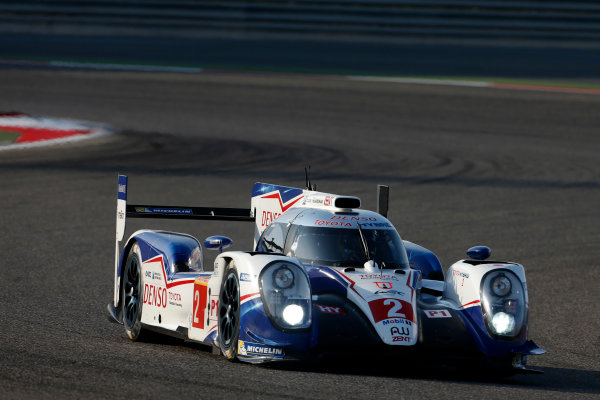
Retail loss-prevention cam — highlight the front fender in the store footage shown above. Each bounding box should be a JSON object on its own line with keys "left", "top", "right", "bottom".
{"left": 213, "top": 252, "right": 316, "bottom": 358}
{"left": 444, "top": 260, "right": 530, "bottom": 357}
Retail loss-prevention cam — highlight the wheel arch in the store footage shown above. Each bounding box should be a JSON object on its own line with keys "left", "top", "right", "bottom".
{"left": 112, "top": 237, "right": 141, "bottom": 324}
{"left": 121, "top": 240, "right": 145, "bottom": 340}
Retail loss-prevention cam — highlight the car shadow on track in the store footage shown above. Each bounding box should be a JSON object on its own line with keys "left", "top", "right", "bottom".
{"left": 138, "top": 334, "right": 599, "bottom": 395}
{"left": 264, "top": 357, "right": 600, "bottom": 395}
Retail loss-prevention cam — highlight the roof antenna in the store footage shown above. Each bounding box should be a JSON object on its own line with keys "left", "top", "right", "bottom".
{"left": 305, "top": 165, "right": 316, "bottom": 191}
{"left": 356, "top": 221, "right": 370, "bottom": 262}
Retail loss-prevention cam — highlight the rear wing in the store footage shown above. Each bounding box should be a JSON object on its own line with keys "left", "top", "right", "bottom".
{"left": 113, "top": 174, "right": 254, "bottom": 307}
{"left": 126, "top": 205, "right": 254, "bottom": 221}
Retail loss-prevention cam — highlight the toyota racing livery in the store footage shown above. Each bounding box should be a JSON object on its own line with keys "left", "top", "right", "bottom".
{"left": 107, "top": 175, "right": 545, "bottom": 373}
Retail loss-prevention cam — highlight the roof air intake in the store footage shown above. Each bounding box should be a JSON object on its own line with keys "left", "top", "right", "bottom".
{"left": 334, "top": 197, "right": 361, "bottom": 209}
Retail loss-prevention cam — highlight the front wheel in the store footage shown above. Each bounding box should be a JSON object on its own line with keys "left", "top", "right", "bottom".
{"left": 218, "top": 264, "right": 240, "bottom": 360}
{"left": 122, "top": 243, "right": 145, "bottom": 341}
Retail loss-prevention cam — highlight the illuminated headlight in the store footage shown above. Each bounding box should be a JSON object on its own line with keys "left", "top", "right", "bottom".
{"left": 282, "top": 304, "right": 304, "bottom": 325}
{"left": 260, "top": 261, "right": 312, "bottom": 330}
{"left": 491, "top": 312, "right": 515, "bottom": 335}
{"left": 481, "top": 270, "right": 527, "bottom": 338}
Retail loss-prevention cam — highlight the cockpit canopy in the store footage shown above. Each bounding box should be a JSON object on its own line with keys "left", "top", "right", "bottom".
{"left": 257, "top": 208, "right": 410, "bottom": 269}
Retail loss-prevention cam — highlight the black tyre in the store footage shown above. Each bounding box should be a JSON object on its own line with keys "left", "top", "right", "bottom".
{"left": 218, "top": 264, "right": 240, "bottom": 360}
{"left": 122, "top": 243, "right": 145, "bottom": 341}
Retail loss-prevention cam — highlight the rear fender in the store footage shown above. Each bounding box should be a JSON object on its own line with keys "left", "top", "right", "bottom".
{"left": 110, "top": 235, "right": 141, "bottom": 323}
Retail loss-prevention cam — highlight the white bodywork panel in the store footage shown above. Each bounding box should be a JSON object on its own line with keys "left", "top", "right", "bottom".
{"left": 132, "top": 245, "right": 530, "bottom": 351}
{"left": 443, "top": 261, "right": 528, "bottom": 310}
{"left": 138, "top": 254, "right": 198, "bottom": 331}
{"left": 331, "top": 267, "right": 420, "bottom": 346}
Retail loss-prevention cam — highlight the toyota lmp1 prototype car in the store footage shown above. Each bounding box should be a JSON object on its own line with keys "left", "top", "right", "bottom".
{"left": 107, "top": 175, "right": 545, "bottom": 373}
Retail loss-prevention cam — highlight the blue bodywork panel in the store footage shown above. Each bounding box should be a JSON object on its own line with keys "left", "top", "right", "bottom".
{"left": 119, "top": 231, "right": 202, "bottom": 279}
{"left": 252, "top": 182, "right": 304, "bottom": 203}
{"left": 467, "top": 245, "right": 492, "bottom": 260}
{"left": 306, "top": 266, "right": 348, "bottom": 295}
{"left": 404, "top": 240, "right": 444, "bottom": 280}
{"left": 456, "top": 306, "right": 537, "bottom": 357}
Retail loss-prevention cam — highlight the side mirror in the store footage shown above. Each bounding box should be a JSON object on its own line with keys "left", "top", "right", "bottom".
{"left": 204, "top": 236, "right": 233, "bottom": 253}
{"left": 467, "top": 246, "right": 491, "bottom": 260}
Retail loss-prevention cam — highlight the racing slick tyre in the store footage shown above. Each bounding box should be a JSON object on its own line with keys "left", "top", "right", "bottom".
{"left": 122, "top": 243, "right": 145, "bottom": 341}
{"left": 218, "top": 263, "right": 241, "bottom": 361}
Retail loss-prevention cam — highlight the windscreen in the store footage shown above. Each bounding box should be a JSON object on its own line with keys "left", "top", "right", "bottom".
{"left": 285, "top": 225, "right": 409, "bottom": 269}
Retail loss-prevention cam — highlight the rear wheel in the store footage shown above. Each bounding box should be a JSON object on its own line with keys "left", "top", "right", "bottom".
{"left": 122, "top": 243, "right": 145, "bottom": 341}
{"left": 218, "top": 264, "right": 240, "bottom": 360}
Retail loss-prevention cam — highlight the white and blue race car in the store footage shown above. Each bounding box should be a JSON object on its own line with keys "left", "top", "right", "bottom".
{"left": 107, "top": 175, "right": 545, "bottom": 373}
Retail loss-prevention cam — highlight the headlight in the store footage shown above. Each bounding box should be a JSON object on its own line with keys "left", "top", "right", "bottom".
{"left": 491, "top": 274, "right": 511, "bottom": 296}
{"left": 260, "top": 261, "right": 311, "bottom": 330}
{"left": 273, "top": 266, "right": 294, "bottom": 289}
{"left": 491, "top": 312, "right": 515, "bottom": 335}
{"left": 282, "top": 304, "right": 304, "bottom": 325}
{"left": 481, "top": 270, "right": 526, "bottom": 338}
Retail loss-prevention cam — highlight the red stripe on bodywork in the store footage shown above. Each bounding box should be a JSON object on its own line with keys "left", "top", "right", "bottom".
{"left": 168, "top": 279, "right": 196, "bottom": 288}
{"left": 406, "top": 271, "right": 414, "bottom": 300}
{"left": 261, "top": 192, "right": 304, "bottom": 212}
{"left": 145, "top": 255, "right": 195, "bottom": 289}
{"left": 461, "top": 300, "right": 481, "bottom": 308}
{"left": 332, "top": 269, "right": 365, "bottom": 301}
{"left": 240, "top": 292, "right": 260, "bottom": 303}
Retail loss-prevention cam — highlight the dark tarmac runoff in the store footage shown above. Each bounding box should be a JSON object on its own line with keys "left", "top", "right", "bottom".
{"left": 0, "top": 30, "right": 599, "bottom": 399}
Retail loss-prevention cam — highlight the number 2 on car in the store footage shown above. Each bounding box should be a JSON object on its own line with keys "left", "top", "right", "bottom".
{"left": 192, "top": 281, "right": 208, "bottom": 329}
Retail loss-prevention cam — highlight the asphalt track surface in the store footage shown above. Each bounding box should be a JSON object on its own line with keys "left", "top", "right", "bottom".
{"left": 1, "top": 68, "right": 599, "bottom": 399}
